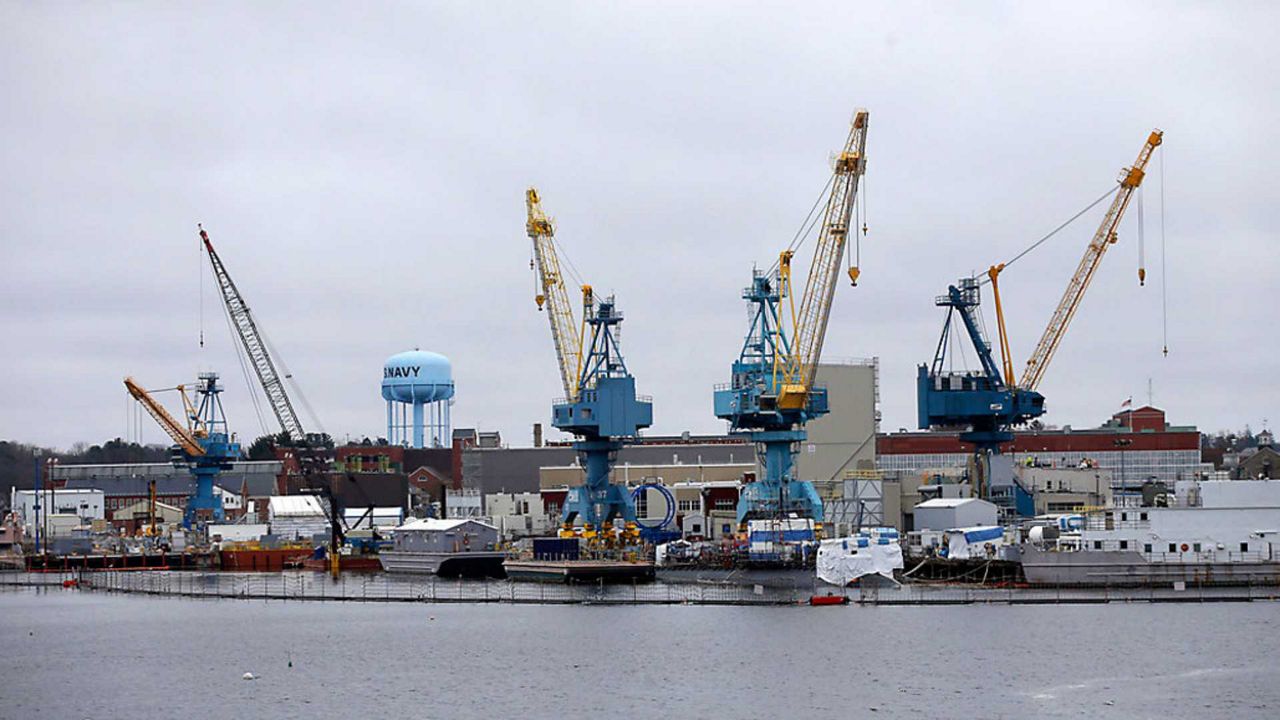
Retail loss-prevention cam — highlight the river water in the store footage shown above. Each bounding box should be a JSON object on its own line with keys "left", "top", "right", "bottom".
{"left": 0, "top": 589, "right": 1276, "bottom": 719}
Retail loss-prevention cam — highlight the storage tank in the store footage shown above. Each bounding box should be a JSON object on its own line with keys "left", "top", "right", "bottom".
{"left": 382, "top": 350, "right": 455, "bottom": 448}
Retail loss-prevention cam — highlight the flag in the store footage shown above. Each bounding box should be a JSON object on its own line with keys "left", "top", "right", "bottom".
{"left": 1120, "top": 397, "right": 1132, "bottom": 409}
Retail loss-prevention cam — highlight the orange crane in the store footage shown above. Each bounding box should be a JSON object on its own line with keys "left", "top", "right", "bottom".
{"left": 124, "top": 377, "right": 204, "bottom": 456}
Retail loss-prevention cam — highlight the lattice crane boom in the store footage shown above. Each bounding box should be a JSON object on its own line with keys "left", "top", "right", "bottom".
{"left": 1018, "top": 130, "right": 1162, "bottom": 392}
{"left": 779, "top": 109, "right": 869, "bottom": 408}
{"left": 124, "top": 377, "right": 205, "bottom": 457}
{"left": 526, "top": 188, "right": 584, "bottom": 402}
{"left": 199, "top": 225, "right": 306, "bottom": 440}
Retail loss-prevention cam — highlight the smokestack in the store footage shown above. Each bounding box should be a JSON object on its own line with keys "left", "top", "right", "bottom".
{"left": 533, "top": 423, "right": 543, "bottom": 448}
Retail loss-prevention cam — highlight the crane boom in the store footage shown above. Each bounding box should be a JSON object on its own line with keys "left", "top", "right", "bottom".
{"left": 779, "top": 109, "right": 868, "bottom": 407}
{"left": 124, "top": 377, "right": 205, "bottom": 456}
{"left": 526, "top": 188, "right": 584, "bottom": 402}
{"left": 1019, "top": 130, "right": 1162, "bottom": 391}
{"left": 199, "top": 225, "right": 306, "bottom": 440}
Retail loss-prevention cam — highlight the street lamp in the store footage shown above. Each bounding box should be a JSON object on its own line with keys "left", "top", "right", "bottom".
{"left": 1114, "top": 438, "right": 1133, "bottom": 503}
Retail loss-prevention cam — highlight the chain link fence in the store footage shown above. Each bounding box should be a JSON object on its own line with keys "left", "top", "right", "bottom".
{"left": 4, "top": 570, "right": 1275, "bottom": 605}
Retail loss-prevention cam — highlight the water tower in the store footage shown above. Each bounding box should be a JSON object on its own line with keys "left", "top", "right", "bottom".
{"left": 381, "top": 350, "right": 454, "bottom": 448}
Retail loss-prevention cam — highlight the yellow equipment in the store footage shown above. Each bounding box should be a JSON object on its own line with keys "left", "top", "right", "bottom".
{"left": 776, "top": 109, "right": 869, "bottom": 410}
{"left": 123, "top": 377, "right": 205, "bottom": 457}
{"left": 526, "top": 187, "right": 586, "bottom": 403}
{"left": 1016, "top": 130, "right": 1163, "bottom": 392}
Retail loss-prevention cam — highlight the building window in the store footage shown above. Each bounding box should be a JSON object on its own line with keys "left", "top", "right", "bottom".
{"left": 677, "top": 500, "right": 698, "bottom": 512}
{"left": 714, "top": 498, "right": 734, "bottom": 511}
{"left": 1168, "top": 543, "right": 1177, "bottom": 553}
{"left": 1140, "top": 512, "right": 1148, "bottom": 521}
{"left": 1093, "top": 541, "right": 1103, "bottom": 550}
{"left": 1240, "top": 542, "right": 1249, "bottom": 553}
{"left": 1143, "top": 544, "right": 1152, "bottom": 554}
{"left": 1119, "top": 540, "right": 1128, "bottom": 550}
{"left": 1193, "top": 543, "right": 1201, "bottom": 552}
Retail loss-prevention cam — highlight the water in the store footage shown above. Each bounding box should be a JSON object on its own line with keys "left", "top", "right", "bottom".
{"left": 1, "top": 589, "right": 1276, "bottom": 719}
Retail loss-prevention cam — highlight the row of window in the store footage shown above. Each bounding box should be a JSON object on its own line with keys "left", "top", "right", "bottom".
{"left": 881, "top": 449, "right": 1202, "bottom": 483}
{"left": 1091, "top": 539, "right": 1250, "bottom": 553}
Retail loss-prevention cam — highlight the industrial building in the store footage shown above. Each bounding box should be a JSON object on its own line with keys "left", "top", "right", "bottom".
{"left": 878, "top": 406, "right": 1203, "bottom": 489}
{"left": 9, "top": 488, "right": 104, "bottom": 534}
{"left": 913, "top": 497, "right": 998, "bottom": 531}
{"left": 794, "top": 359, "right": 880, "bottom": 483}
{"left": 50, "top": 461, "right": 280, "bottom": 522}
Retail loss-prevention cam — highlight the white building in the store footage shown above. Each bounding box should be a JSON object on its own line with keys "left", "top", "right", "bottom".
{"left": 913, "top": 497, "right": 998, "bottom": 531}
{"left": 9, "top": 489, "right": 104, "bottom": 536}
{"left": 267, "top": 495, "right": 328, "bottom": 541}
{"left": 485, "top": 492, "right": 552, "bottom": 539}
{"left": 445, "top": 488, "right": 484, "bottom": 519}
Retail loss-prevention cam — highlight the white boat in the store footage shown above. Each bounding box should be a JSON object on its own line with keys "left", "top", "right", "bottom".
{"left": 1017, "top": 479, "right": 1280, "bottom": 587}
{"left": 378, "top": 518, "right": 506, "bottom": 578}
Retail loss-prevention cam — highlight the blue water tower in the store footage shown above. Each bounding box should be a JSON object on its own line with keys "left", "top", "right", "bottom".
{"left": 381, "top": 350, "right": 455, "bottom": 448}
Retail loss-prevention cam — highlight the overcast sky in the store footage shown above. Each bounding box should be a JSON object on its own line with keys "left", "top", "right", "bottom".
{"left": 2, "top": 2, "right": 1276, "bottom": 450}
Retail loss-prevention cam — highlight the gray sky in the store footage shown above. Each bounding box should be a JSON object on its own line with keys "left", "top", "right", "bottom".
{"left": 2, "top": 2, "right": 1276, "bottom": 450}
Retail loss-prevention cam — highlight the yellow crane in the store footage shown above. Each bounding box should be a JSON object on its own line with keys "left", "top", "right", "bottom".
{"left": 776, "top": 109, "right": 869, "bottom": 410}
{"left": 526, "top": 187, "right": 587, "bottom": 402}
{"left": 124, "top": 377, "right": 205, "bottom": 457}
{"left": 1011, "top": 129, "right": 1163, "bottom": 392}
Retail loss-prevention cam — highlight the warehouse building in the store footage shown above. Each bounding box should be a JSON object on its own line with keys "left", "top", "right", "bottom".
{"left": 878, "top": 406, "right": 1204, "bottom": 489}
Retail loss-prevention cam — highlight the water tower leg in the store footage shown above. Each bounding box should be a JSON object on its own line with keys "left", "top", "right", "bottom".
{"left": 413, "top": 401, "right": 425, "bottom": 449}
{"left": 386, "top": 400, "right": 394, "bottom": 445}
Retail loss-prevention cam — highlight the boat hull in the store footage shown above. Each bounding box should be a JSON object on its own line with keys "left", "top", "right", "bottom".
{"left": 379, "top": 550, "right": 507, "bottom": 578}
{"left": 1017, "top": 545, "right": 1280, "bottom": 587}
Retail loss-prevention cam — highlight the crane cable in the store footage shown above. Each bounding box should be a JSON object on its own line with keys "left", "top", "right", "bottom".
{"left": 198, "top": 232, "right": 205, "bottom": 349}
{"left": 767, "top": 171, "right": 837, "bottom": 277}
{"left": 977, "top": 185, "right": 1119, "bottom": 287}
{"left": 1160, "top": 149, "right": 1168, "bottom": 356}
{"left": 1137, "top": 185, "right": 1146, "bottom": 284}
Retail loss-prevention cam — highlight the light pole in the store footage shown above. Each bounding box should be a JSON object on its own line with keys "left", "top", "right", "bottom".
{"left": 1114, "top": 438, "right": 1133, "bottom": 503}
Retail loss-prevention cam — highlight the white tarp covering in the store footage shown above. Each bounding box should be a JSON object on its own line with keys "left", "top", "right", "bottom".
{"left": 943, "top": 525, "right": 1005, "bottom": 560}
{"left": 817, "top": 528, "right": 904, "bottom": 586}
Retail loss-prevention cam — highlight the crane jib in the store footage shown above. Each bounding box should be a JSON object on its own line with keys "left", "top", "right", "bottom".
{"left": 1018, "top": 129, "right": 1162, "bottom": 392}
{"left": 778, "top": 109, "right": 869, "bottom": 409}
{"left": 200, "top": 226, "right": 307, "bottom": 440}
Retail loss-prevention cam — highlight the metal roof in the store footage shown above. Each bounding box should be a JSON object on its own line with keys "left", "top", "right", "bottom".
{"left": 916, "top": 497, "right": 989, "bottom": 508}
{"left": 267, "top": 495, "right": 327, "bottom": 517}
{"left": 395, "top": 518, "right": 496, "bottom": 532}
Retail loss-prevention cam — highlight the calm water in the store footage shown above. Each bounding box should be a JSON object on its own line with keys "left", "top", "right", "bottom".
{"left": 0, "top": 589, "right": 1276, "bottom": 719}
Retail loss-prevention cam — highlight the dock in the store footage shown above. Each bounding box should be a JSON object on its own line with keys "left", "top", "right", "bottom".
{"left": 504, "top": 559, "right": 656, "bottom": 584}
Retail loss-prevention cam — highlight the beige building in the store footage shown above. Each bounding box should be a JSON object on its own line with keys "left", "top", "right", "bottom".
{"left": 1015, "top": 467, "right": 1113, "bottom": 514}
{"left": 538, "top": 462, "right": 753, "bottom": 490}
{"left": 795, "top": 360, "right": 879, "bottom": 484}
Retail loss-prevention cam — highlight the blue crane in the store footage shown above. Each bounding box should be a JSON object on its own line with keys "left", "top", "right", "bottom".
{"left": 714, "top": 109, "right": 869, "bottom": 527}
{"left": 916, "top": 278, "right": 1043, "bottom": 514}
{"left": 125, "top": 372, "right": 240, "bottom": 528}
{"left": 526, "top": 188, "right": 652, "bottom": 542}
{"left": 917, "top": 130, "right": 1162, "bottom": 515}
